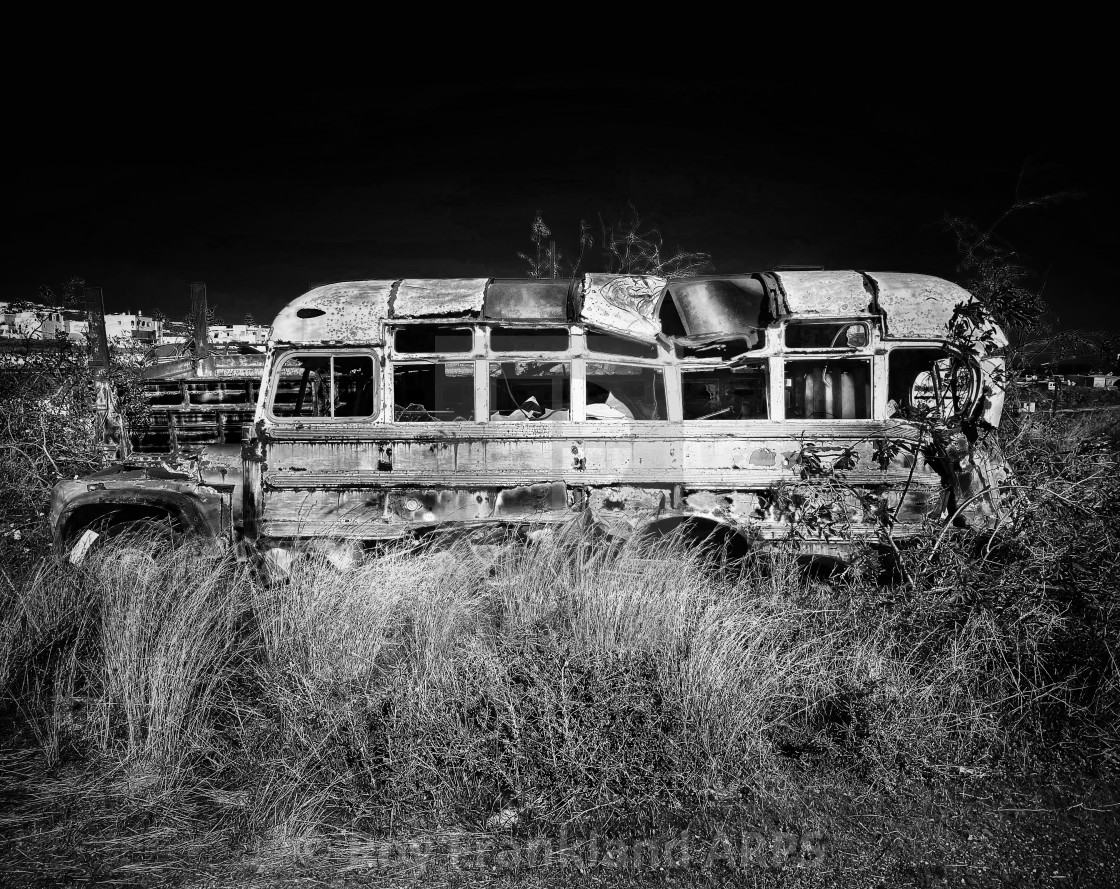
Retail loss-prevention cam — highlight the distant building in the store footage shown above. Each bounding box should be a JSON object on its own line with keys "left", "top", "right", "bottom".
{"left": 66, "top": 318, "right": 89, "bottom": 339}
{"left": 1063, "top": 374, "right": 1120, "bottom": 389}
{"left": 0, "top": 302, "right": 85, "bottom": 341}
{"left": 154, "top": 322, "right": 269, "bottom": 348}
{"left": 208, "top": 323, "right": 269, "bottom": 345}
{"left": 104, "top": 312, "right": 163, "bottom": 344}
{"left": 1, "top": 303, "right": 269, "bottom": 348}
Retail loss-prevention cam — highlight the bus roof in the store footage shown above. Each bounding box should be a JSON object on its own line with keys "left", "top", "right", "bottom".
{"left": 268, "top": 271, "right": 1003, "bottom": 347}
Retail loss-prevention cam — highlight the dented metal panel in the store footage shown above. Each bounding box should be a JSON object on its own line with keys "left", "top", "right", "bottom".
{"left": 580, "top": 274, "right": 665, "bottom": 341}
{"left": 50, "top": 468, "right": 231, "bottom": 544}
{"left": 867, "top": 272, "right": 1006, "bottom": 345}
{"left": 270, "top": 281, "right": 395, "bottom": 344}
{"left": 867, "top": 272, "right": 967, "bottom": 340}
{"left": 663, "top": 276, "right": 770, "bottom": 346}
{"left": 483, "top": 279, "right": 577, "bottom": 321}
{"left": 773, "top": 270, "right": 874, "bottom": 319}
{"left": 393, "top": 278, "right": 490, "bottom": 319}
{"left": 252, "top": 419, "right": 951, "bottom": 546}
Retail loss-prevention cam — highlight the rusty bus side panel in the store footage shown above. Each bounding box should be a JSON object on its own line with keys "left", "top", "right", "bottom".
{"left": 250, "top": 420, "right": 950, "bottom": 545}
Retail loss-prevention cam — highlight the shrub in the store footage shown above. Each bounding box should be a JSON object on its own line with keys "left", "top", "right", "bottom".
{"left": 0, "top": 335, "right": 146, "bottom": 566}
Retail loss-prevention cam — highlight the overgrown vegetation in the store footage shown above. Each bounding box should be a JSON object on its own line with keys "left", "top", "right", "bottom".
{"left": 1, "top": 405, "right": 1117, "bottom": 881}
{"left": 0, "top": 351, "right": 146, "bottom": 571}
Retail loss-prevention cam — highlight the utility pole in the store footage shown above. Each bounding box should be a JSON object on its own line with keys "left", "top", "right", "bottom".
{"left": 84, "top": 286, "right": 110, "bottom": 373}
{"left": 82, "top": 286, "right": 119, "bottom": 460}
{"left": 190, "top": 282, "right": 210, "bottom": 360}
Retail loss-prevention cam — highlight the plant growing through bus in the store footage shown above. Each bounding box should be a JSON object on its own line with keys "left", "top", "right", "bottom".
{"left": 519, "top": 205, "right": 712, "bottom": 279}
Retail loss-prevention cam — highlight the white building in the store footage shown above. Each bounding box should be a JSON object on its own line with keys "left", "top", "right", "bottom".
{"left": 0, "top": 302, "right": 81, "bottom": 340}
{"left": 1, "top": 304, "right": 269, "bottom": 348}
{"left": 66, "top": 318, "right": 89, "bottom": 340}
{"left": 208, "top": 324, "right": 269, "bottom": 345}
{"left": 104, "top": 312, "right": 162, "bottom": 344}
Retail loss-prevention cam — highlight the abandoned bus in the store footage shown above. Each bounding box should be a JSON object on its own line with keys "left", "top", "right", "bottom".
{"left": 243, "top": 271, "right": 1008, "bottom": 563}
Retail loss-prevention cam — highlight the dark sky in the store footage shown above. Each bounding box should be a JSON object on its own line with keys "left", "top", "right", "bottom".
{"left": 5, "top": 69, "right": 1115, "bottom": 331}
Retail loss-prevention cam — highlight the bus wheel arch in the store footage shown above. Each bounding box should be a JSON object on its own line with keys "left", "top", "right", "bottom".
{"left": 56, "top": 489, "right": 218, "bottom": 559}
{"left": 637, "top": 515, "right": 755, "bottom": 561}
{"left": 63, "top": 502, "right": 183, "bottom": 544}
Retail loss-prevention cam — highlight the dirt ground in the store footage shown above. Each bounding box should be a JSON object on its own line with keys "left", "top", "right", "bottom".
{"left": 1, "top": 721, "right": 1118, "bottom": 889}
{"left": 218, "top": 775, "right": 1120, "bottom": 889}
{"left": 42, "top": 770, "right": 1107, "bottom": 889}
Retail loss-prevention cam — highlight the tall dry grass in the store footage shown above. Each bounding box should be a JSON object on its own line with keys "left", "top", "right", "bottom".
{"left": 3, "top": 520, "right": 1112, "bottom": 851}
{"left": 1, "top": 537, "right": 251, "bottom": 775}
{"left": 1, "top": 409, "right": 1118, "bottom": 878}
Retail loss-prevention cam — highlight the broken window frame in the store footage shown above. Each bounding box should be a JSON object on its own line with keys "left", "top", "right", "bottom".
{"left": 584, "top": 361, "right": 668, "bottom": 421}
{"left": 583, "top": 330, "right": 671, "bottom": 422}
{"left": 386, "top": 324, "right": 486, "bottom": 424}
{"left": 267, "top": 350, "right": 380, "bottom": 423}
{"left": 392, "top": 360, "right": 478, "bottom": 423}
{"left": 886, "top": 344, "right": 980, "bottom": 421}
{"left": 783, "top": 320, "right": 871, "bottom": 351}
{"left": 585, "top": 331, "right": 659, "bottom": 360}
{"left": 681, "top": 362, "right": 770, "bottom": 421}
{"left": 773, "top": 319, "right": 878, "bottom": 422}
{"left": 392, "top": 324, "right": 477, "bottom": 355}
{"left": 480, "top": 323, "right": 576, "bottom": 421}
{"left": 488, "top": 360, "right": 572, "bottom": 421}
{"left": 488, "top": 326, "right": 571, "bottom": 353}
{"left": 783, "top": 357, "right": 874, "bottom": 421}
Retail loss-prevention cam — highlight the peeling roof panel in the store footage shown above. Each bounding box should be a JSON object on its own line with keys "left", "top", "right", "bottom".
{"left": 270, "top": 281, "right": 395, "bottom": 344}
{"left": 484, "top": 279, "right": 575, "bottom": 321}
{"left": 393, "top": 278, "right": 489, "bottom": 319}
{"left": 774, "top": 270, "right": 874, "bottom": 318}
{"left": 664, "top": 277, "right": 769, "bottom": 347}
{"left": 581, "top": 274, "right": 665, "bottom": 341}
{"left": 868, "top": 272, "right": 1005, "bottom": 345}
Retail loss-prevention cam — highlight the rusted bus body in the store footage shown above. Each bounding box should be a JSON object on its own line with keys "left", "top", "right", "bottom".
{"left": 49, "top": 352, "right": 266, "bottom": 548}
{"left": 245, "top": 272, "right": 1008, "bottom": 557}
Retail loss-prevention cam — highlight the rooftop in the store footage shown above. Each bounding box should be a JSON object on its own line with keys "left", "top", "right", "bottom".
{"left": 268, "top": 271, "right": 1000, "bottom": 347}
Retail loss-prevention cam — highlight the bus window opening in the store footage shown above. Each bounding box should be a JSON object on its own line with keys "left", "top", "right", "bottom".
{"left": 489, "top": 361, "right": 570, "bottom": 420}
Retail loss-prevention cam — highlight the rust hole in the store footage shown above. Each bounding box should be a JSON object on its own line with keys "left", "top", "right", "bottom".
{"left": 296, "top": 307, "right": 326, "bottom": 319}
